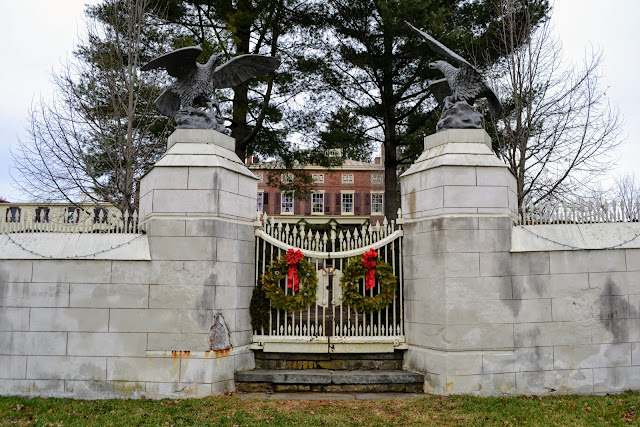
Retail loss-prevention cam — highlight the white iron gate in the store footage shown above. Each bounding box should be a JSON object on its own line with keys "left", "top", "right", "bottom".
{"left": 251, "top": 211, "right": 406, "bottom": 353}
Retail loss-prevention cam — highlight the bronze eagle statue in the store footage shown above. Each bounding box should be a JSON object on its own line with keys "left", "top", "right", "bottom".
{"left": 405, "top": 22, "right": 502, "bottom": 131}
{"left": 141, "top": 46, "right": 280, "bottom": 131}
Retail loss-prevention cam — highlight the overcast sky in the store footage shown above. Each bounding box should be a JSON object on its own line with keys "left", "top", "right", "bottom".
{"left": 1, "top": 1, "right": 639, "bottom": 201}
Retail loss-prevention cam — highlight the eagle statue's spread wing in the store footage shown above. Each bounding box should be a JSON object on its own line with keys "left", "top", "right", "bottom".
{"left": 405, "top": 21, "right": 474, "bottom": 70}
{"left": 212, "top": 54, "right": 281, "bottom": 89}
{"left": 141, "top": 46, "right": 202, "bottom": 78}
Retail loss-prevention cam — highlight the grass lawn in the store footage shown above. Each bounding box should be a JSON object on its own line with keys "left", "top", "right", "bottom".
{"left": 1, "top": 392, "right": 639, "bottom": 426}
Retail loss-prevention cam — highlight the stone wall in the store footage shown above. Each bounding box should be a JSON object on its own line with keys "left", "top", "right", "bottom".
{"left": 401, "top": 129, "right": 640, "bottom": 395}
{"left": 0, "top": 130, "right": 257, "bottom": 399}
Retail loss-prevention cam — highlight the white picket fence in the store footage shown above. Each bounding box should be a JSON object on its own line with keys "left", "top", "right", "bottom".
{"left": 519, "top": 199, "right": 640, "bottom": 225}
{"left": 1, "top": 205, "right": 142, "bottom": 234}
{"left": 253, "top": 210, "right": 406, "bottom": 353}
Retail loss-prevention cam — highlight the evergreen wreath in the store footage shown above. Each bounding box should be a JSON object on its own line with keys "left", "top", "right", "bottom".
{"left": 261, "top": 249, "right": 318, "bottom": 311}
{"left": 339, "top": 249, "right": 397, "bottom": 314}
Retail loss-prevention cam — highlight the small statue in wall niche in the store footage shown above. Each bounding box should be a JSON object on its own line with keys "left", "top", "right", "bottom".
{"left": 405, "top": 22, "right": 503, "bottom": 132}
{"left": 142, "top": 46, "right": 280, "bottom": 131}
{"left": 209, "top": 313, "right": 231, "bottom": 351}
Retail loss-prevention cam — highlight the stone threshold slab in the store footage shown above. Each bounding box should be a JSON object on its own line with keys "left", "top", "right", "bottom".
{"left": 235, "top": 369, "right": 424, "bottom": 385}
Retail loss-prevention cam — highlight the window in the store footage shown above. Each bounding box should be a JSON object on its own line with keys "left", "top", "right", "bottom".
{"left": 371, "top": 174, "right": 383, "bottom": 184}
{"left": 342, "top": 174, "right": 354, "bottom": 184}
{"left": 281, "top": 192, "right": 294, "bottom": 214}
{"left": 93, "top": 207, "right": 109, "bottom": 223}
{"left": 312, "top": 173, "right": 324, "bottom": 183}
{"left": 371, "top": 193, "right": 384, "bottom": 214}
{"left": 5, "top": 207, "right": 20, "bottom": 222}
{"left": 341, "top": 193, "right": 354, "bottom": 214}
{"left": 312, "top": 193, "right": 324, "bottom": 214}
{"left": 35, "top": 207, "right": 50, "bottom": 223}
{"left": 281, "top": 173, "right": 293, "bottom": 184}
{"left": 257, "top": 192, "right": 264, "bottom": 212}
{"left": 65, "top": 207, "right": 80, "bottom": 223}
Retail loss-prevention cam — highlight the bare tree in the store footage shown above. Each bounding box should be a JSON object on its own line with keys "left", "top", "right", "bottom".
{"left": 488, "top": 0, "right": 623, "bottom": 211}
{"left": 11, "top": 0, "right": 171, "bottom": 213}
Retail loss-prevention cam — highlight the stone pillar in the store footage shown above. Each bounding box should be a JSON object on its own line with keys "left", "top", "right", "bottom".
{"left": 138, "top": 129, "right": 258, "bottom": 394}
{"left": 400, "top": 129, "right": 518, "bottom": 395}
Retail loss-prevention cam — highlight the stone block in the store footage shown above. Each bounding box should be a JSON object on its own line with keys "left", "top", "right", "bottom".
{"left": 446, "top": 372, "right": 516, "bottom": 396}
{"left": 403, "top": 347, "right": 428, "bottom": 373}
{"left": 68, "top": 332, "right": 147, "bottom": 357}
{"left": 27, "top": 356, "right": 106, "bottom": 381}
{"left": 480, "top": 252, "right": 549, "bottom": 276}
{"left": 109, "top": 309, "right": 182, "bottom": 333}
{"left": 70, "top": 283, "right": 149, "bottom": 308}
{"left": 186, "top": 219, "right": 236, "bottom": 238}
{"left": 596, "top": 295, "right": 631, "bottom": 319}
{"left": 442, "top": 229, "right": 511, "bottom": 253}
{"left": 236, "top": 308, "right": 251, "bottom": 331}
{"left": 0, "top": 308, "right": 29, "bottom": 331}
{"left": 405, "top": 322, "right": 446, "bottom": 350}
{"left": 141, "top": 167, "right": 189, "bottom": 192}
{"left": 515, "top": 369, "right": 594, "bottom": 394}
{"left": 552, "top": 297, "right": 595, "bottom": 322}
{"left": 511, "top": 273, "right": 589, "bottom": 299}
{"left": 30, "top": 308, "right": 108, "bottom": 332}
{"left": 593, "top": 366, "right": 640, "bottom": 392}
{"left": 180, "top": 354, "right": 234, "bottom": 383}
{"left": 425, "top": 165, "right": 477, "bottom": 188}
{"left": 447, "top": 299, "right": 551, "bottom": 324}
{"left": 181, "top": 309, "right": 222, "bottom": 334}
{"left": 443, "top": 252, "right": 479, "bottom": 278}
{"left": 0, "top": 260, "right": 33, "bottom": 282}
{"left": 483, "top": 347, "right": 554, "bottom": 373}
{"left": 167, "top": 128, "right": 236, "bottom": 151}
{"left": 444, "top": 324, "right": 514, "bottom": 349}
{"left": 476, "top": 167, "right": 510, "bottom": 186}
{"left": 0, "top": 355, "right": 26, "bottom": 379}
{"left": 213, "top": 285, "right": 235, "bottom": 310}
{"left": 554, "top": 343, "right": 631, "bottom": 370}
{"left": 514, "top": 322, "right": 591, "bottom": 347}
{"left": 211, "top": 379, "right": 236, "bottom": 394}
{"left": 218, "top": 191, "right": 257, "bottom": 221}
{"left": 403, "top": 254, "right": 445, "bottom": 280}
{"left": 236, "top": 286, "right": 253, "bottom": 309}
{"left": 145, "top": 218, "right": 186, "bottom": 236}
{"left": 151, "top": 189, "right": 218, "bottom": 214}
{"left": 624, "top": 249, "right": 640, "bottom": 271}
{"left": 147, "top": 333, "right": 210, "bottom": 351}
{"left": 107, "top": 357, "right": 181, "bottom": 382}
{"left": 64, "top": 380, "right": 145, "bottom": 399}
{"left": 443, "top": 186, "right": 508, "bottom": 209}
{"left": 0, "top": 332, "right": 67, "bottom": 355}
{"left": 478, "top": 216, "right": 512, "bottom": 230}
{"left": 234, "top": 349, "right": 255, "bottom": 372}
{"left": 633, "top": 343, "right": 640, "bottom": 365}
{"left": 216, "top": 238, "right": 253, "bottom": 263}
{"left": 145, "top": 381, "right": 213, "bottom": 399}
{"left": 0, "top": 379, "right": 65, "bottom": 397}
{"left": 406, "top": 299, "right": 445, "bottom": 324}
{"left": 186, "top": 167, "right": 237, "bottom": 192}
{"left": 424, "top": 216, "right": 479, "bottom": 231}
{"left": 445, "top": 276, "right": 512, "bottom": 301}
{"left": 149, "top": 261, "right": 215, "bottom": 286}
{"left": 31, "top": 260, "right": 112, "bottom": 284}
{"left": 588, "top": 272, "right": 639, "bottom": 295}
{"left": 446, "top": 352, "right": 483, "bottom": 375}
{"left": 230, "top": 330, "right": 252, "bottom": 347}
{"left": 549, "top": 250, "right": 626, "bottom": 274}
{"left": 111, "top": 261, "right": 152, "bottom": 284}
{"left": 149, "top": 284, "right": 211, "bottom": 309}
{"left": 591, "top": 318, "right": 640, "bottom": 344}
{"left": 149, "top": 236, "right": 215, "bottom": 261}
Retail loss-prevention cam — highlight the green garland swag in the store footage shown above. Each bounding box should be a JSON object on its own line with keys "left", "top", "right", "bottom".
{"left": 340, "top": 255, "right": 397, "bottom": 314}
{"left": 261, "top": 255, "right": 318, "bottom": 311}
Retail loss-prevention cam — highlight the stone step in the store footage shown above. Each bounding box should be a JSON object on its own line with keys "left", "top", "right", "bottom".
{"left": 254, "top": 351, "right": 404, "bottom": 371}
{"left": 235, "top": 369, "right": 424, "bottom": 393}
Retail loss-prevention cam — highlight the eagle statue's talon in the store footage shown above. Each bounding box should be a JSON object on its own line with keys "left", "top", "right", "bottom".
{"left": 141, "top": 46, "right": 280, "bottom": 132}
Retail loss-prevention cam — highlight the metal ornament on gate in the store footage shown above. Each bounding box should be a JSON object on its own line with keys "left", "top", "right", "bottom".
{"left": 251, "top": 211, "right": 406, "bottom": 353}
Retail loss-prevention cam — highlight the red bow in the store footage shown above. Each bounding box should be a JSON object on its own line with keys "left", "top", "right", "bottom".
{"left": 362, "top": 249, "right": 378, "bottom": 290}
{"left": 285, "top": 249, "right": 304, "bottom": 292}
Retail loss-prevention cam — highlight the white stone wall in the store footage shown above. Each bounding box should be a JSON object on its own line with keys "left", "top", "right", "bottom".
{"left": 401, "top": 130, "right": 640, "bottom": 396}
{"left": 0, "top": 130, "right": 257, "bottom": 399}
